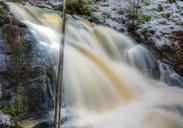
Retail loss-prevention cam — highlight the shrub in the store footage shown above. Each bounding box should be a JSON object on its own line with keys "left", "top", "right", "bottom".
{"left": 176, "top": 22, "right": 183, "bottom": 26}
{"left": 167, "top": 0, "right": 176, "bottom": 3}
{"left": 158, "top": 4, "right": 164, "bottom": 11}
{"left": 142, "top": 15, "right": 152, "bottom": 22}
{"left": 117, "top": 8, "right": 125, "bottom": 15}
{"left": 161, "top": 12, "right": 171, "bottom": 18}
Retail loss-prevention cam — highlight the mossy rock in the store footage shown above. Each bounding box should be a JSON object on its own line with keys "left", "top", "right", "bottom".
{"left": 65, "top": 0, "right": 93, "bottom": 14}
{"left": 79, "top": 5, "right": 94, "bottom": 16}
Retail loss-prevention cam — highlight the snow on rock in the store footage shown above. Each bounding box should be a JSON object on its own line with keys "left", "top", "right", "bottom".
{"left": 89, "top": 0, "right": 183, "bottom": 46}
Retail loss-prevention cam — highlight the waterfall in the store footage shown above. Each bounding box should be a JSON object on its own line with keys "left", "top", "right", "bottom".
{"left": 8, "top": 3, "right": 183, "bottom": 128}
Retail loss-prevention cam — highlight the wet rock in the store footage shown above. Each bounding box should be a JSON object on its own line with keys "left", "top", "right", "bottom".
{"left": 90, "top": 12, "right": 105, "bottom": 23}
{"left": 33, "top": 121, "right": 53, "bottom": 128}
{"left": 0, "top": 22, "right": 56, "bottom": 117}
{"left": 85, "top": 0, "right": 183, "bottom": 77}
{"left": 162, "top": 31, "right": 183, "bottom": 75}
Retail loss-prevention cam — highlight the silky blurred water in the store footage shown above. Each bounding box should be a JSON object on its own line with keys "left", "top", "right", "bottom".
{"left": 8, "top": 3, "right": 183, "bottom": 128}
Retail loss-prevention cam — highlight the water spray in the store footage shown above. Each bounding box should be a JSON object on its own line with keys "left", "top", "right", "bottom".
{"left": 54, "top": 0, "right": 67, "bottom": 128}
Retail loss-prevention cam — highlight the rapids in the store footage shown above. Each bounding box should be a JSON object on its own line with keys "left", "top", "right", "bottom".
{"left": 8, "top": 3, "right": 183, "bottom": 128}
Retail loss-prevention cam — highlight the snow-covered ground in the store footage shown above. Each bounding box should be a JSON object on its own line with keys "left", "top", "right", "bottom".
{"left": 90, "top": 0, "right": 183, "bottom": 46}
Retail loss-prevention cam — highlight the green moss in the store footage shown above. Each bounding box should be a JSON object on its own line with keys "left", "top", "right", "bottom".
{"left": 127, "top": 13, "right": 138, "bottom": 20}
{"left": 66, "top": 0, "right": 93, "bottom": 14}
{"left": 176, "top": 22, "right": 183, "bottom": 26}
{"left": 167, "top": 0, "right": 176, "bottom": 3}
{"left": 79, "top": 5, "right": 94, "bottom": 16}
{"left": 141, "top": 15, "right": 152, "bottom": 22}
{"left": 161, "top": 12, "right": 171, "bottom": 18}
{"left": 117, "top": 8, "right": 125, "bottom": 15}
{"left": 127, "top": 22, "right": 140, "bottom": 32}
{"left": 158, "top": 4, "right": 164, "bottom": 11}
{"left": 2, "top": 105, "right": 17, "bottom": 117}
{"left": 1, "top": 104, "right": 19, "bottom": 126}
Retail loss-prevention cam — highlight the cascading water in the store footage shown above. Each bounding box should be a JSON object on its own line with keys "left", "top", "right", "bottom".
{"left": 8, "top": 3, "right": 183, "bottom": 128}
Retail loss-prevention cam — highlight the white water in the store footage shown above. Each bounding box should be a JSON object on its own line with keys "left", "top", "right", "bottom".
{"left": 8, "top": 3, "right": 183, "bottom": 128}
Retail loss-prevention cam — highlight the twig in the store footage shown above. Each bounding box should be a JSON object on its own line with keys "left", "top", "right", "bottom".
{"left": 54, "top": 0, "right": 67, "bottom": 128}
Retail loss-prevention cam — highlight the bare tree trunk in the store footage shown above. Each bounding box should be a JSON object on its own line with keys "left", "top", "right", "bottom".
{"left": 135, "top": 0, "right": 140, "bottom": 14}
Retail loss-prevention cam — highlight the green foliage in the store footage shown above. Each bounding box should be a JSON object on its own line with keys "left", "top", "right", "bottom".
{"left": 167, "top": 0, "right": 176, "bottom": 3}
{"left": 127, "top": 22, "right": 140, "bottom": 31}
{"left": 161, "top": 12, "right": 171, "bottom": 18}
{"left": 158, "top": 4, "right": 164, "bottom": 11}
{"left": 176, "top": 22, "right": 183, "bottom": 26}
{"left": 1, "top": 105, "right": 19, "bottom": 126}
{"left": 117, "top": 8, "right": 125, "bottom": 15}
{"left": 2, "top": 74, "right": 29, "bottom": 115}
{"left": 66, "top": 0, "right": 94, "bottom": 15}
{"left": 127, "top": 13, "right": 138, "bottom": 19}
{"left": 2, "top": 105, "right": 17, "bottom": 117}
{"left": 79, "top": 5, "right": 94, "bottom": 16}
{"left": 141, "top": 15, "right": 152, "bottom": 22}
